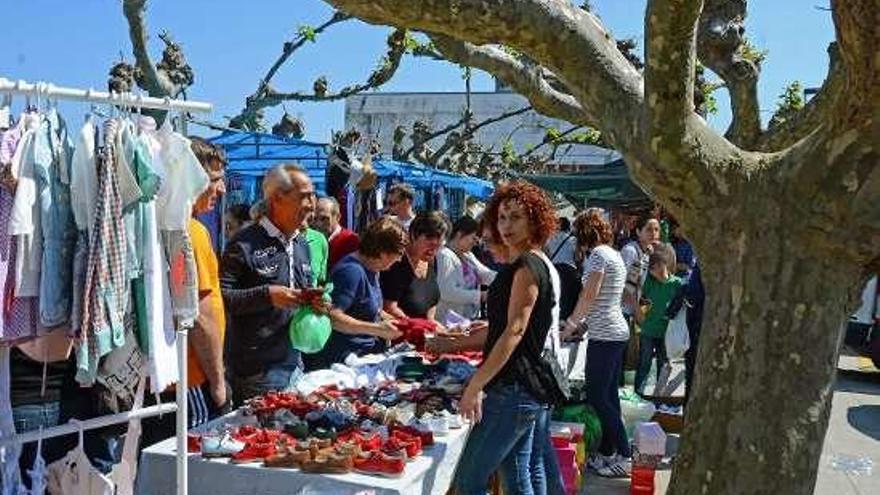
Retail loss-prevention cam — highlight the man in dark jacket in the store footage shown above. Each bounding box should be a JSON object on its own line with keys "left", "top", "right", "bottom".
{"left": 220, "top": 163, "right": 317, "bottom": 405}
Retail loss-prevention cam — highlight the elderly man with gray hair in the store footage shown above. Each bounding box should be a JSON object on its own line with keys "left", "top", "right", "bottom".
{"left": 220, "top": 163, "right": 318, "bottom": 404}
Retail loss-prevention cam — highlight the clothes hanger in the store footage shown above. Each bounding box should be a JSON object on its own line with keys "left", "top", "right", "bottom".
{"left": 70, "top": 418, "right": 85, "bottom": 454}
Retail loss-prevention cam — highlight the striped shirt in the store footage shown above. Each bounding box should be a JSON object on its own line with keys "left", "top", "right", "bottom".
{"left": 582, "top": 245, "right": 629, "bottom": 342}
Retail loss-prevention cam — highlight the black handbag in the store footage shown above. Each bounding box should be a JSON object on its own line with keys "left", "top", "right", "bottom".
{"left": 519, "top": 343, "right": 572, "bottom": 405}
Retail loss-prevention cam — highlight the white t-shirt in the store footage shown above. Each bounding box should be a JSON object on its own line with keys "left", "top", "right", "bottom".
{"left": 582, "top": 245, "right": 629, "bottom": 341}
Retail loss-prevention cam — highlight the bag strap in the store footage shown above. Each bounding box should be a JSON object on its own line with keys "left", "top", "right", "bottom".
{"left": 549, "top": 233, "right": 575, "bottom": 262}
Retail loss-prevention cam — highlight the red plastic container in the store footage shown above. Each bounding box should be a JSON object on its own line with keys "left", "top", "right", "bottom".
{"left": 631, "top": 465, "right": 655, "bottom": 494}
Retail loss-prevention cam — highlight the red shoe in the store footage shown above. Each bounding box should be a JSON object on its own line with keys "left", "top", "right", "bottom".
{"left": 392, "top": 431, "right": 423, "bottom": 455}
{"left": 383, "top": 436, "right": 421, "bottom": 460}
{"left": 354, "top": 451, "right": 406, "bottom": 478}
{"left": 231, "top": 442, "right": 276, "bottom": 464}
{"left": 187, "top": 433, "right": 201, "bottom": 453}
{"left": 391, "top": 425, "right": 434, "bottom": 447}
{"left": 232, "top": 425, "right": 260, "bottom": 443}
{"left": 353, "top": 431, "right": 382, "bottom": 452}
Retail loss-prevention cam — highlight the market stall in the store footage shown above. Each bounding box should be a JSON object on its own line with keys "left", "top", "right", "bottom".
{"left": 137, "top": 345, "right": 480, "bottom": 495}
{"left": 138, "top": 413, "right": 469, "bottom": 495}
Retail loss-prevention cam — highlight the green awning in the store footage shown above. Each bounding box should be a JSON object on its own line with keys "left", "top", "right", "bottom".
{"left": 521, "top": 159, "right": 653, "bottom": 209}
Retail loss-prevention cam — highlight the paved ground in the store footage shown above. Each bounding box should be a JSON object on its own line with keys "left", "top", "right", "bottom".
{"left": 580, "top": 357, "right": 880, "bottom": 494}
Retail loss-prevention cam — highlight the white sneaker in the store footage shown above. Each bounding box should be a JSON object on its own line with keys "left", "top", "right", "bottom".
{"left": 428, "top": 416, "right": 449, "bottom": 436}
{"left": 201, "top": 433, "right": 245, "bottom": 458}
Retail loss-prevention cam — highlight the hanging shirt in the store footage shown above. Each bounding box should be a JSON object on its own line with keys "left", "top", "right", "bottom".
{"left": 0, "top": 127, "right": 28, "bottom": 343}
{"left": 152, "top": 121, "right": 208, "bottom": 231}
{"left": 1, "top": 119, "right": 39, "bottom": 344}
{"left": 8, "top": 115, "right": 42, "bottom": 298}
{"left": 69, "top": 121, "right": 97, "bottom": 232}
{"left": 135, "top": 117, "right": 178, "bottom": 393}
{"left": 34, "top": 110, "right": 77, "bottom": 328}
{"left": 46, "top": 446, "right": 114, "bottom": 495}
{"left": 75, "top": 120, "right": 127, "bottom": 386}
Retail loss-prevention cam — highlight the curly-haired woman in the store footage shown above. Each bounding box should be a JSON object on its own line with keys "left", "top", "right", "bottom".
{"left": 453, "top": 181, "right": 562, "bottom": 495}
{"left": 562, "top": 208, "right": 632, "bottom": 478}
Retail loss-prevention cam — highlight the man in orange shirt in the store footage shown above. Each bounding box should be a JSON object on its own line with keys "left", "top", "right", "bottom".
{"left": 186, "top": 137, "right": 231, "bottom": 425}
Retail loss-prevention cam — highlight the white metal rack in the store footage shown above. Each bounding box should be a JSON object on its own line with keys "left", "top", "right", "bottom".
{"left": 0, "top": 76, "right": 213, "bottom": 495}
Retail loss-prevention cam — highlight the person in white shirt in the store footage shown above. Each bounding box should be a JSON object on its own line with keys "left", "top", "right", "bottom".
{"left": 436, "top": 216, "right": 496, "bottom": 322}
{"left": 544, "top": 217, "right": 577, "bottom": 267}
{"left": 384, "top": 183, "right": 416, "bottom": 231}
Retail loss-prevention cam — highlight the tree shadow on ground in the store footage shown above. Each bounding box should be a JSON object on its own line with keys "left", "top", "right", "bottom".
{"left": 846, "top": 405, "right": 880, "bottom": 441}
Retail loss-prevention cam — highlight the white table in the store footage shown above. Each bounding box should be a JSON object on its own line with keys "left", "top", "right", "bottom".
{"left": 137, "top": 412, "right": 469, "bottom": 495}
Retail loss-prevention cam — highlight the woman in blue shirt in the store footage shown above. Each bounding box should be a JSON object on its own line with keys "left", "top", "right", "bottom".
{"left": 305, "top": 217, "right": 407, "bottom": 370}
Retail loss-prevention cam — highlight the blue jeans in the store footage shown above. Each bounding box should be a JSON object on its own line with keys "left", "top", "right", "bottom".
{"left": 11, "top": 402, "right": 62, "bottom": 490}
{"left": 586, "top": 340, "right": 631, "bottom": 457}
{"left": 635, "top": 335, "right": 667, "bottom": 395}
{"left": 533, "top": 406, "right": 566, "bottom": 495}
{"left": 454, "top": 383, "right": 543, "bottom": 495}
{"left": 231, "top": 346, "right": 303, "bottom": 406}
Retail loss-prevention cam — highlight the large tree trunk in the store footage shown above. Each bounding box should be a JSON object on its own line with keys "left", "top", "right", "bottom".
{"left": 669, "top": 209, "right": 865, "bottom": 494}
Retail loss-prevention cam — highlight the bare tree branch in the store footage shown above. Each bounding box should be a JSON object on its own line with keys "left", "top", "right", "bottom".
{"left": 229, "top": 12, "right": 351, "bottom": 129}
{"left": 230, "top": 28, "right": 409, "bottom": 129}
{"left": 261, "top": 13, "right": 351, "bottom": 94}
{"left": 427, "top": 105, "right": 532, "bottom": 164}
{"left": 644, "top": 0, "right": 703, "bottom": 141}
{"left": 697, "top": 0, "right": 762, "bottom": 147}
{"left": 429, "top": 36, "right": 593, "bottom": 128}
{"left": 756, "top": 43, "right": 845, "bottom": 151}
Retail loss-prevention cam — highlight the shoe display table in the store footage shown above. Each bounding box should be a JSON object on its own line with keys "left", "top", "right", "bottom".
{"left": 137, "top": 411, "right": 470, "bottom": 495}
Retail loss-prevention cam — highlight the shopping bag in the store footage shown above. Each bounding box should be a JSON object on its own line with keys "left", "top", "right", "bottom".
{"left": 289, "top": 307, "right": 332, "bottom": 354}
{"left": 665, "top": 307, "right": 690, "bottom": 360}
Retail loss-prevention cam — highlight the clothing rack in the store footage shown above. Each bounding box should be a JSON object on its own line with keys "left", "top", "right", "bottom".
{"left": 0, "top": 77, "right": 212, "bottom": 114}
{"left": 1, "top": 76, "right": 213, "bottom": 495}
{"left": 0, "top": 403, "right": 178, "bottom": 448}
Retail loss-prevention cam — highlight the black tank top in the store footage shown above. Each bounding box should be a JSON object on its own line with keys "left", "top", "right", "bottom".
{"left": 483, "top": 251, "right": 554, "bottom": 395}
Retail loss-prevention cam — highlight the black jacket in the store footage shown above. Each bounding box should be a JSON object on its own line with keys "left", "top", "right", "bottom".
{"left": 220, "top": 222, "right": 313, "bottom": 376}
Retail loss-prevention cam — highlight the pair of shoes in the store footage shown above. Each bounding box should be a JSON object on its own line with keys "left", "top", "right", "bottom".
{"left": 383, "top": 431, "right": 422, "bottom": 460}
{"left": 201, "top": 433, "right": 246, "bottom": 458}
{"left": 354, "top": 451, "right": 406, "bottom": 478}
{"left": 300, "top": 452, "right": 354, "bottom": 474}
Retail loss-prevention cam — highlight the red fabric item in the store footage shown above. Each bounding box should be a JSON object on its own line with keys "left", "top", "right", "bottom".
{"left": 392, "top": 318, "right": 437, "bottom": 351}
{"left": 421, "top": 350, "right": 484, "bottom": 365}
{"left": 328, "top": 228, "right": 360, "bottom": 268}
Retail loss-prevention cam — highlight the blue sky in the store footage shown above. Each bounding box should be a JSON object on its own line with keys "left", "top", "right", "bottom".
{"left": 0, "top": 0, "right": 835, "bottom": 141}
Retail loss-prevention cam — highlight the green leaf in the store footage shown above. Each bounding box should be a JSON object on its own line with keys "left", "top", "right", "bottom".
{"left": 298, "top": 25, "right": 317, "bottom": 43}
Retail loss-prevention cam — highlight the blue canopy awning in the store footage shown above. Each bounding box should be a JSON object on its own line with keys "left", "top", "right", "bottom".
{"left": 209, "top": 132, "right": 494, "bottom": 200}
